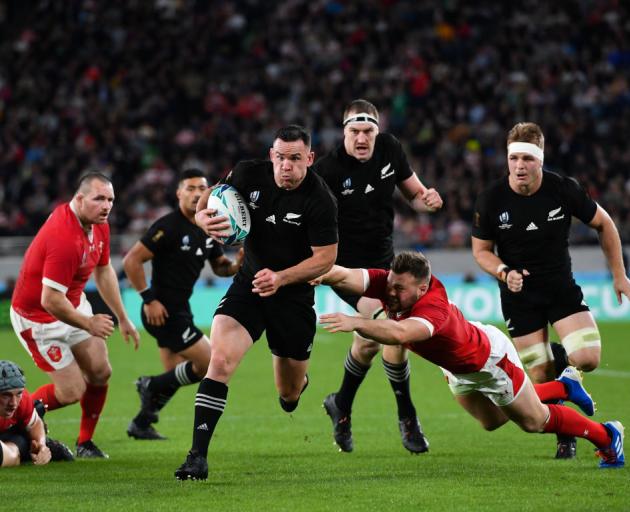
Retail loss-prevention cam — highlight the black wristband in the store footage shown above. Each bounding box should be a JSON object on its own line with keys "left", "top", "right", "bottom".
{"left": 140, "top": 288, "right": 156, "bottom": 304}
{"left": 499, "top": 267, "right": 513, "bottom": 282}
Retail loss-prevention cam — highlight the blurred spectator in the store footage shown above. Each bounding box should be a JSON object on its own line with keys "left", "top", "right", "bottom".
{"left": 0, "top": 0, "right": 629, "bottom": 249}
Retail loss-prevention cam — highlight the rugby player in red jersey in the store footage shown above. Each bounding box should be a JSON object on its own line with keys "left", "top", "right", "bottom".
{"left": 10, "top": 172, "right": 139, "bottom": 458}
{"left": 317, "top": 251, "right": 624, "bottom": 468}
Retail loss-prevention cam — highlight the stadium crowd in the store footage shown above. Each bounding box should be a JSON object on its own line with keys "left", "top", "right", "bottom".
{"left": 1, "top": 0, "right": 629, "bottom": 248}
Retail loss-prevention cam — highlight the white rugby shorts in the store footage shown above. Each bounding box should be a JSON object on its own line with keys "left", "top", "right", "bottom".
{"left": 441, "top": 322, "right": 528, "bottom": 406}
{"left": 10, "top": 294, "right": 93, "bottom": 371}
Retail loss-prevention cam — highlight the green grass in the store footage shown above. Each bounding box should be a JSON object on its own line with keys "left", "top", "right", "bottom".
{"left": 1, "top": 323, "right": 629, "bottom": 511}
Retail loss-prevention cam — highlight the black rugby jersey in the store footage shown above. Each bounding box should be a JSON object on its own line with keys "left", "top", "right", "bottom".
{"left": 226, "top": 159, "right": 338, "bottom": 294}
{"left": 472, "top": 170, "right": 597, "bottom": 283}
{"left": 141, "top": 208, "right": 224, "bottom": 302}
{"left": 312, "top": 133, "right": 413, "bottom": 268}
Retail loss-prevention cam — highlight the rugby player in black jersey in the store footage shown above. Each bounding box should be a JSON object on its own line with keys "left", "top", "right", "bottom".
{"left": 472, "top": 122, "right": 630, "bottom": 458}
{"left": 313, "top": 99, "right": 442, "bottom": 453}
{"left": 174, "top": 125, "right": 338, "bottom": 480}
{"left": 124, "top": 169, "right": 244, "bottom": 440}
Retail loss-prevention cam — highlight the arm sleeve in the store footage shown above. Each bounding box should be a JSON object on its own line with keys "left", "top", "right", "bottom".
{"left": 140, "top": 217, "right": 174, "bottom": 254}
{"left": 471, "top": 191, "right": 494, "bottom": 240}
{"left": 306, "top": 184, "right": 339, "bottom": 247}
{"left": 97, "top": 224, "right": 111, "bottom": 266}
{"left": 364, "top": 269, "right": 389, "bottom": 299}
{"left": 387, "top": 134, "right": 414, "bottom": 183}
{"left": 41, "top": 237, "right": 82, "bottom": 291}
{"left": 565, "top": 176, "right": 598, "bottom": 224}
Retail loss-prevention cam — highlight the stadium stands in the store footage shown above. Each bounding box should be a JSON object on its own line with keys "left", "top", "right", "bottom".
{"left": 0, "top": 0, "right": 629, "bottom": 248}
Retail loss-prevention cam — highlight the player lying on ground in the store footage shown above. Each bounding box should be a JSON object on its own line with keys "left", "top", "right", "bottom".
{"left": 316, "top": 251, "right": 624, "bottom": 468}
{"left": 1, "top": 360, "right": 74, "bottom": 467}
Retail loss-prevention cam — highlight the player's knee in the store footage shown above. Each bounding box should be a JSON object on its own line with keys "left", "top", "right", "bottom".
{"left": 89, "top": 362, "right": 112, "bottom": 385}
{"left": 353, "top": 339, "right": 380, "bottom": 361}
{"left": 0, "top": 440, "right": 21, "bottom": 467}
{"left": 56, "top": 382, "right": 85, "bottom": 404}
{"left": 571, "top": 354, "right": 600, "bottom": 373}
{"left": 562, "top": 328, "right": 601, "bottom": 372}
{"left": 517, "top": 343, "right": 556, "bottom": 382}
{"left": 480, "top": 420, "right": 502, "bottom": 432}
{"left": 277, "top": 381, "right": 301, "bottom": 402}
{"left": 516, "top": 417, "right": 544, "bottom": 434}
{"left": 191, "top": 360, "right": 210, "bottom": 378}
{"left": 208, "top": 351, "right": 237, "bottom": 380}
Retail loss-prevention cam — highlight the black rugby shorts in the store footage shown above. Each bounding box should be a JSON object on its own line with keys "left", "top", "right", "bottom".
{"left": 141, "top": 305, "right": 204, "bottom": 352}
{"left": 500, "top": 278, "right": 590, "bottom": 338}
{"left": 214, "top": 277, "right": 316, "bottom": 361}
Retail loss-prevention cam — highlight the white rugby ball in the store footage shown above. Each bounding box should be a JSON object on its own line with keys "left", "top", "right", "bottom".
{"left": 207, "top": 184, "right": 251, "bottom": 245}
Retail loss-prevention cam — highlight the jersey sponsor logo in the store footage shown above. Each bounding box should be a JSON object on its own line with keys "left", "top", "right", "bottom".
{"left": 380, "top": 163, "right": 394, "bottom": 179}
{"left": 498, "top": 211, "right": 512, "bottom": 230}
{"left": 249, "top": 190, "right": 260, "bottom": 209}
{"left": 47, "top": 345, "right": 62, "bottom": 363}
{"left": 195, "top": 248, "right": 203, "bottom": 256}
{"left": 283, "top": 212, "right": 302, "bottom": 226}
{"left": 526, "top": 222, "right": 538, "bottom": 231}
{"left": 266, "top": 214, "right": 276, "bottom": 224}
{"left": 181, "top": 235, "right": 191, "bottom": 251}
{"left": 205, "top": 238, "right": 214, "bottom": 248}
{"left": 547, "top": 206, "right": 565, "bottom": 221}
{"left": 182, "top": 327, "right": 197, "bottom": 343}
{"left": 196, "top": 423, "right": 209, "bottom": 431}
{"left": 365, "top": 184, "right": 374, "bottom": 194}
{"left": 341, "top": 177, "right": 354, "bottom": 195}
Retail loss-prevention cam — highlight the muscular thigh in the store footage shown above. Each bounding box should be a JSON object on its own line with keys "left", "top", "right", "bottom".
{"left": 214, "top": 278, "right": 266, "bottom": 343}
{"left": 206, "top": 315, "right": 254, "bottom": 383}
{"left": 71, "top": 336, "right": 110, "bottom": 378}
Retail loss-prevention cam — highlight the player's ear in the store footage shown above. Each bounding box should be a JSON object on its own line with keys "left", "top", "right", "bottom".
{"left": 307, "top": 151, "right": 315, "bottom": 166}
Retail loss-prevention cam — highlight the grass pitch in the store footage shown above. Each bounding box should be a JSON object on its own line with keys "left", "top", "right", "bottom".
{"left": 1, "top": 323, "right": 628, "bottom": 511}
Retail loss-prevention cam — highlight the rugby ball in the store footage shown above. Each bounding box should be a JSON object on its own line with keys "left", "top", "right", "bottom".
{"left": 207, "top": 184, "right": 251, "bottom": 245}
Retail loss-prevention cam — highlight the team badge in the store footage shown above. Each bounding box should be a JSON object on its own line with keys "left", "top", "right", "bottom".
{"left": 380, "top": 163, "right": 394, "bottom": 179}
{"left": 47, "top": 345, "right": 62, "bottom": 363}
{"left": 249, "top": 190, "right": 260, "bottom": 209}
{"left": 181, "top": 235, "right": 191, "bottom": 251}
{"left": 498, "top": 211, "right": 512, "bottom": 230}
{"left": 341, "top": 178, "right": 354, "bottom": 196}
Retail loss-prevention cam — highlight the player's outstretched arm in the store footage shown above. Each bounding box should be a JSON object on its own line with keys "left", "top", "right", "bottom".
{"left": 315, "top": 265, "right": 367, "bottom": 295}
{"left": 320, "top": 315, "right": 430, "bottom": 345}
{"left": 93, "top": 263, "right": 140, "bottom": 348}
{"left": 589, "top": 204, "right": 630, "bottom": 303}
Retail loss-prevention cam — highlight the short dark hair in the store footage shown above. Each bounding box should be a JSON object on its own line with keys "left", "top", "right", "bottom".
{"left": 391, "top": 251, "right": 431, "bottom": 283}
{"left": 178, "top": 168, "right": 206, "bottom": 184}
{"left": 343, "top": 99, "right": 379, "bottom": 122}
{"left": 273, "top": 124, "right": 311, "bottom": 147}
{"left": 76, "top": 171, "right": 112, "bottom": 194}
{"left": 507, "top": 122, "right": 545, "bottom": 150}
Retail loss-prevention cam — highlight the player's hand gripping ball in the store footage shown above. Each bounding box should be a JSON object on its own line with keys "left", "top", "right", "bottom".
{"left": 207, "top": 184, "right": 251, "bottom": 245}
